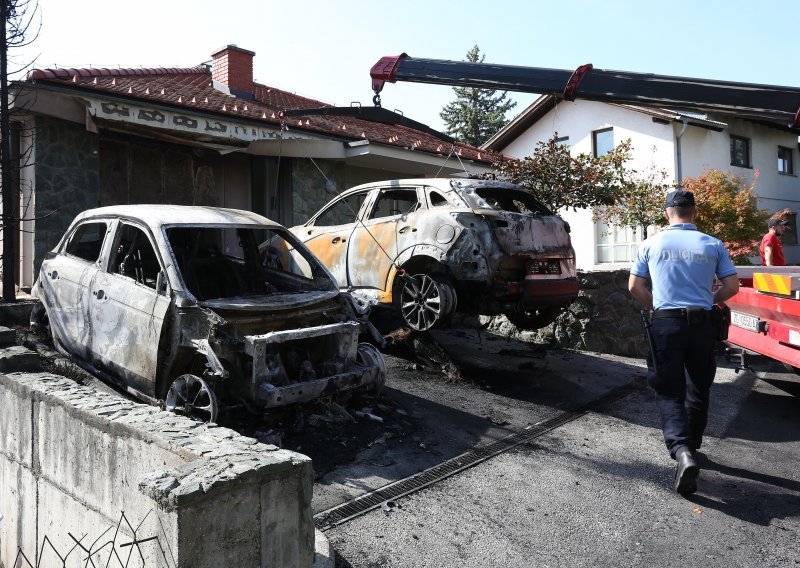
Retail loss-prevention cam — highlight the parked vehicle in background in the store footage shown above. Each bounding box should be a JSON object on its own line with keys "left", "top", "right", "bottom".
{"left": 31, "top": 205, "right": 386, "bottom": 422}
{"left": 290, "top": 178, "right": 578, "bottom": 331}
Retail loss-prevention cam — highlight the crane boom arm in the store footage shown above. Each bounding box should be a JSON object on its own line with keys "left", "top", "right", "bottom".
{"left": 370, "top": 54, "right": 800, "bottom": 129}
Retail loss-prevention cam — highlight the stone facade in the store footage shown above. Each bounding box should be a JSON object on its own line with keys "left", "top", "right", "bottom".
{"left": 33, "top": 116, "right": 101, "bottom": 269}
{"left": 484, "top": 269, "right": 648, "bottom": 358}
{"left": 290, "top": 161, "right": 415, "bottom": 225}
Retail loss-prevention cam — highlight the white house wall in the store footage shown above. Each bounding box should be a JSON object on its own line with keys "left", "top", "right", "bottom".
{"left": 502, "top": 99, "right": 800, "bottom": 269}
{"left": 502, "top": 100, "right": 676, "bottom": 271}
{"left": 681, "top": 117, "right": 800, "bottom": 263}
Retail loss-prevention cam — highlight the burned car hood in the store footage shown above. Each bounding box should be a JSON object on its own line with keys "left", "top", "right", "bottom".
{"left": 198, "top": 290, "right": 340, "bottom": 312}
{"left": 487, "top": 212, "right": 573, "bottom": 256}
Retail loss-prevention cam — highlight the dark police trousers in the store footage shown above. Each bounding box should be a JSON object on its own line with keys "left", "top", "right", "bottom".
{"left": 647, "top": 310, "right": 717, "bottom": 458}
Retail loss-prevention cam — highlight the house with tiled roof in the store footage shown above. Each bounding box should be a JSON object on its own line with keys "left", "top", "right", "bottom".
{"left": 483, "top": 94, "right": 800, "bottom": 270}
{"left": 8, "top": 45, "right": 495, "bottom": 287}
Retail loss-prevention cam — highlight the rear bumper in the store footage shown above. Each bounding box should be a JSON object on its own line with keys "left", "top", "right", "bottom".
{"left": 521, "top": 277, "right": 580, "bottom": 308}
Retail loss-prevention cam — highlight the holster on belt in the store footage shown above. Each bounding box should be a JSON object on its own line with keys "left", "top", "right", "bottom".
{"left": 640, "top": 309, "right": 658, "bottom": 373}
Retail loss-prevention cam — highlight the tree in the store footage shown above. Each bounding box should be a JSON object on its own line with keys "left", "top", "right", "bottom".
{"left": 488, "top": 133, "right": 636, "bottom": 213}
{"left": 593, "top": 148, "right": 672, "bottom": 238}
{"left": 2, "top": 0, "right": 39, "bottom": 301}
{"left": 681, "top": 169, "right": 769, "bottom": 263}
{"left": 439, "top": 45, "right": 516, "bottom": 147}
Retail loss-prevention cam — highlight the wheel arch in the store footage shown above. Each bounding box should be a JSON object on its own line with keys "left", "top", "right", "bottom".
{"left": 390, "top": 253, "right": 451, "bottom": 305}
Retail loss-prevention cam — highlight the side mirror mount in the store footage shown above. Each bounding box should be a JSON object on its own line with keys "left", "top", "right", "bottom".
{"left": 156, "top": 271, "right": 169, "bottom": 296}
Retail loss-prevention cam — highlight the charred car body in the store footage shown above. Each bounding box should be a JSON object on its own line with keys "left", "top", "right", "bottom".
{"left": 31, "top": 205, "right": 386, "bottom": 422}
{"left": 291, "top": 178, "right": 578, "bottom": 331}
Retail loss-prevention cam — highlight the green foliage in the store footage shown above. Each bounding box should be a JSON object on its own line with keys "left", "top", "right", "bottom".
{"left": 439, "top": 45, "right": 517, "bottom": 147}
{"left": 681, "top": 170, "right": 768, "bottom": 263}
{"left": 488, "top": 133, "right": 636, "bottom": 213}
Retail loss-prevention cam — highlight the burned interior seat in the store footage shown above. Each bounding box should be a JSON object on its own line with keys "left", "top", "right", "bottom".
{"left": 187, "top": 255, "right": 241, "bottom": 300}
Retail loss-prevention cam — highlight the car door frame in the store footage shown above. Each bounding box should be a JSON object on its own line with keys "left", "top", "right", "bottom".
{"left": 41, "top": 218, "right": 114, "bottom": 359}
{"left": 299, "top": 188, "right": 375, "bottom": 287}
{"left": 86, "top": 218, "right": 171, "bottom": 396}
{"left": 347, "top": 185, "right": 423, "bottom": 291}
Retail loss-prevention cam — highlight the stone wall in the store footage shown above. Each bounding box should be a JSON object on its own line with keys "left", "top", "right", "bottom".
{"left": 0, "top": 371, "right": 314, "bottom": 567}
{"left": 290, "top": 162, "right": 415, "bottom": 226}
{"left": 33, "top": 116, "right": 101, "bottom": 270}
{"left": 484, "top": 269, "right": 648, "bottom": 358}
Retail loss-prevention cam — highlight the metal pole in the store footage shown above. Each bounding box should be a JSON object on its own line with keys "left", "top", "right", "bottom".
{"left": 1, "top": 0, "right": 16, "bottom": 300}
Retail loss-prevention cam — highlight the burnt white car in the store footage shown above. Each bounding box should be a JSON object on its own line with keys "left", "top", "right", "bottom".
{"left": 291, "top": 178, "right": 578, "bottom": 331}
{"left": 31, "top": 205, "right": 386, "bottom": 422}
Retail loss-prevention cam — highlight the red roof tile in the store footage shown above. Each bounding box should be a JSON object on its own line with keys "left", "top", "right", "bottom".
{"left": 26, "top": 65, "right": 496, "bottom": 164}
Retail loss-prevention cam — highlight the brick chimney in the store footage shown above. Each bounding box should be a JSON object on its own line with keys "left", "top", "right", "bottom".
{"left": 211, "top": 45, "right": 255, "bottom": 96}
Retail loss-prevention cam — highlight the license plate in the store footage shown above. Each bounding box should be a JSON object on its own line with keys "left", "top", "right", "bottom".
{"left": 731, "top": 311, "right": 759, "bottom": 332}
{"left": 528, "top": 259, "right": 561, "bottom": 275}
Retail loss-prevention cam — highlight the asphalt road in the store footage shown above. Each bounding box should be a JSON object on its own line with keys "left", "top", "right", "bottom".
{"left": 308, "top": 328, "right": 800, "bottom": 568}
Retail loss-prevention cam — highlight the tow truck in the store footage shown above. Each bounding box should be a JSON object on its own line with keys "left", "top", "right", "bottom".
{"left": 724, "top": 267, "right": 800, "bottom": 371}
{"left": 366, "top": 53, "right": 800, "bottom": 369}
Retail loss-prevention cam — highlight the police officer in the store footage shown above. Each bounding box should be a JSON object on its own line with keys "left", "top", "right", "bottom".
{"left": 628, "top": 189, "right": 739, "bottom": 495}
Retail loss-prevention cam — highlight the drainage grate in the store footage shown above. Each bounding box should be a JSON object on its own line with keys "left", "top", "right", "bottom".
{"left": 314, "top": 380, "right": 641, "bottom": 531}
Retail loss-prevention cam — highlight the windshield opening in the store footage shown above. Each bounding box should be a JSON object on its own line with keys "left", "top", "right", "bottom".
{"left": 166, "top": 226, "right": 335, "bottom": 301}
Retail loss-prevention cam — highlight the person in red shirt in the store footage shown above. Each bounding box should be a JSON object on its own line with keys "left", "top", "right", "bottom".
{"left": 760, "top": 218, "right": 787, "bottom": 266}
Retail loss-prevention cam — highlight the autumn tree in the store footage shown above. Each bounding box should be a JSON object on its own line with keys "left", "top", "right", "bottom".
{"left": 682, "top": 169, "right": 768, "bottom": 263}
{"left": 440, "top": 45, "right": 516, "bottom": 147}
{"left": 489, "top": 133, "right": 635, "bottom": 213}
{"left": 593, "top": 156, "right": 672, "bottom": 239}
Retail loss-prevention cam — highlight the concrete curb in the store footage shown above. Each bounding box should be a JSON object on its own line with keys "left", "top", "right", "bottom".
{"left": 314, "top": 529, "right": 335, "bottom": 568}
{"left": 0, "top": 299, "right": 36, "bottom": 327}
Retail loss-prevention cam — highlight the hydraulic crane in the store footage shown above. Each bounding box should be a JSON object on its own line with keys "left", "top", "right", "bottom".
{"left": 369, "top": 53, "right": 800, "bottom": 131}
{"left": 368, "top": 53, "right": 800, "bottom": 370}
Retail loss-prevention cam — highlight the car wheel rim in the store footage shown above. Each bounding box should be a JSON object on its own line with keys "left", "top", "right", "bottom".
{"left": 400, "top": 274, "right": 453, "bottom": 331}
{"left": 165, "top": 374, "right": 219, "bottom": 422}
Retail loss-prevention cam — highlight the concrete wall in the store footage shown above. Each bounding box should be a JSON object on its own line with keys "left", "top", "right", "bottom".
{"left": 0, "top": 372, "right": 314, "bottom": 568}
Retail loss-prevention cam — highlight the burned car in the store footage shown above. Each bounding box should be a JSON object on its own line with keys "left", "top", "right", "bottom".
{"left": 31, "top": 205, "right": 386, "bottom": 422}
{"left": 290, "top": 178, "right": 578, "bottom": 331}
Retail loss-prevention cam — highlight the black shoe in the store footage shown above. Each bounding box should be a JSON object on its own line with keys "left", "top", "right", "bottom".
{"left": 674, "top": 447, "right": 699, "bottom": 495}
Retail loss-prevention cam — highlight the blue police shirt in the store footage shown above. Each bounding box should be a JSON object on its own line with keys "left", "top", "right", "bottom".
{"left": 630, "top": 223, "right": 737, "bottom": 310}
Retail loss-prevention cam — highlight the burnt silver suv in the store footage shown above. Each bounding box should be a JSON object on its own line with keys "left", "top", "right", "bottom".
{"left": 291, "top": 178, "right": 578, "bottom": 331}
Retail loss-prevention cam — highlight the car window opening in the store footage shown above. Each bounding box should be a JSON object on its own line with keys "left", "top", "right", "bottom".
{"left": 370, "top": 189, "right": 420, "bottom": 219}
{"left": 166, "top": 226, "right": 334, "bottom": 301}
{"left": 474, "top": 188, "right": 550, "bottom": 215}
{"left": 65, "top": 222, "right": 108, "bottom": 263}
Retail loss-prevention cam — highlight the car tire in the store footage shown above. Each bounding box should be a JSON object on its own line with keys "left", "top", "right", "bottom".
{"left": 165, "top": 374, "right": 219, "bottom": 422}
{"left": 399, "top": 272, "right": 457, "bottom": 331}
{"left": 505, "top": 305, "right": 563, "bottom": 331}
{"left": 357, "top": 342, "right": 388, "bottom": 393}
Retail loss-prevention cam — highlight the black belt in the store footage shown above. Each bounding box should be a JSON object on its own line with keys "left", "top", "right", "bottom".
{"left": 652, "top": 307, "right": 710, "bottom": 320}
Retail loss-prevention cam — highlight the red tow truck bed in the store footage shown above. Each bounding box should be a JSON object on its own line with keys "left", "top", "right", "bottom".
{"left": 725, "top": 266, "right": 800, "bottom": 369}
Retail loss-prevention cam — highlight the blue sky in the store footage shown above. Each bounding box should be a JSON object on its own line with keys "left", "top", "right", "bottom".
{"left": 11, "top": 0, "right": 799, "bottom": 132}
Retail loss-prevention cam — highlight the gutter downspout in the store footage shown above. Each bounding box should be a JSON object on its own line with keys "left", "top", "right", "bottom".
{"left": 675, "top": 117, "right": 689, "bottom": 184}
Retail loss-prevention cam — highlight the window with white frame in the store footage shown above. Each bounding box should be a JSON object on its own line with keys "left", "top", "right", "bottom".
{"left": 595, "top": 221, "right": 642, "bottom": 264}
{"left": 778, "top": 146, "right": 794, "bottom": 175}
